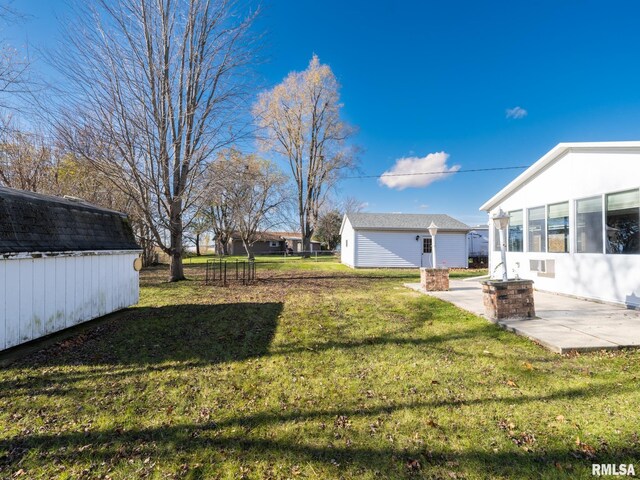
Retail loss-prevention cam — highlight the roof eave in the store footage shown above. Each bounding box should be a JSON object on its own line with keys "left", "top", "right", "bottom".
{"left": 480, "top": 141, "right": 640, "bottom": 212}
{"left": 479, "top": 143, "right": 569, "bottom": 212}
{"left": 339, "top": 214, "right": 349, "bottom": 235}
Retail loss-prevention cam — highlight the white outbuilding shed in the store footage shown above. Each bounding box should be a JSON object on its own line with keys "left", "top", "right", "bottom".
{"left": 480, "top": 141, "right": 640, "bottom": 307}
{"left": 0, "top": 187, "right": 142, "bottom": 352}
{"left": 340, "top": 212, "right": 470, "bottom": 268}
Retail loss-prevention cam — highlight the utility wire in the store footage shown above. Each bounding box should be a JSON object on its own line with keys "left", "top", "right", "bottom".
{"left": 343, "top": 165, "right": 530, "bottom": 179}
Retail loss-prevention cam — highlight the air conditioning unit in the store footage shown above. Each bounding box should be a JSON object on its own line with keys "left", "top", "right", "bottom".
{"left": 529, "top": 259, "right": 555, "bottom": 278}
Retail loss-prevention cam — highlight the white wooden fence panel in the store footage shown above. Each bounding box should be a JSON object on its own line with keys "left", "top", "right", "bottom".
{"left": 54, "top": 257, "right": 66, "bottom": 332}
{"left": 19, "top": 259, "right": 33, "bottom": 343}
{"left": 74, "top": 256, "right": 84, "bottom": 325}
{"left": 82, "top": 255, "right": 92, "bottom": 323}
{"left": 117, "top": 254, "right": 125, "bottom": 309}
{"left": 32, "top": 258, "right": 46, "bottom": 339}
{"left": 65, "top": 256, "right": 76, "bottom": 327}
{"left": 43, "top": 256, "right": 56, "bottom": 335}
{"left": 5, "top": 260, "right": 20, "bottom": 348}
{"left": 0, "top": 252, "right": 139, "bottom": 352}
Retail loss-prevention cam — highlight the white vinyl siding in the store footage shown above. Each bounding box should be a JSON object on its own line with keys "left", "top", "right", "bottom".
{"left": 351, "top": 230, "right": 468, "bottom": 268}
{"left": 0, "top": 251, "right": 140, "bottom": 351}
{"left": 433, "top": 233, "right": 468, "bottom": 268}
{"left": 355, "top": 231, "right": 421, "bottom": 268}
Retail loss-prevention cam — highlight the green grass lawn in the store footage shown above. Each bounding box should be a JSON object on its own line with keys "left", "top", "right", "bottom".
{"left": 184, "top": 253, "right": 486, "bottom": 278}
{"left": 0, "top": 261, "right": 638, "bottom": 479}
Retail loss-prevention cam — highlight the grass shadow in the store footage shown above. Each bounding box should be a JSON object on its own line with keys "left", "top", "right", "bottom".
{"left": 15, "top": 302, "right": 283, "bottom": 368}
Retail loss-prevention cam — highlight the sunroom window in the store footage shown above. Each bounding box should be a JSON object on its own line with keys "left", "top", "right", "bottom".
{"left": 508, "top": 210, "right": 523, "bottom": 252}
{"left": 606, "top": 190, "right": 639, "bottom": 254}
{"left": 576, "top": 196, "right": 603, "bottom": 253}
{"left": 527, "top": 206, "right": 545, "bottom": 252}
{"left": 548, "top": 202, "right": 569, "bottom": 253}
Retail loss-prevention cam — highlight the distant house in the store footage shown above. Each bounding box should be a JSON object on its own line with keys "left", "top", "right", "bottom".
{"left": 220, "top": 231, "right": 322, "bottom": 255}
{"left": 340, "top": 212, "right": 470, "bottom": 268}
{"left": 480, "top": 141, "right": 640, "bottom": 307}
{"left": 0, "top": 186, "right": 141, "bottom": 352}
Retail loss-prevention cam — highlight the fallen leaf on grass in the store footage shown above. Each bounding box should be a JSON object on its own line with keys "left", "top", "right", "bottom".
{"left": 575, "top": 437, "right": 597, "bottom": 459}
{"left": 506, "top": 380, "right": 518, "bottom": 388}
{"left": 334, "top": 415, "right": 350, "bottom": 429}
{"left": 406, "top": 459, "right": 421, "bottom": 472}
{"left": 426, "top": 418, "right": 439, "bottom": 428}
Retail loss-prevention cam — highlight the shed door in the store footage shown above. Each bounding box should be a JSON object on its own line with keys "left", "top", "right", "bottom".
{"left": 420, "top": 236, "right": 434, "bottom": 267}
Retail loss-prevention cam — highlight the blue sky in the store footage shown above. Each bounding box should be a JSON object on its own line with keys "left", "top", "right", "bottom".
{"left": 7, "top": 0, "right": 640, "bottom": 225}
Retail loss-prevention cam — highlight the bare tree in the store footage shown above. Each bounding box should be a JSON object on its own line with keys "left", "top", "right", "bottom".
{"left": 212, "top": 150, "right": 288, "bottom": 259}
{"left": 53, "top": 0, "right": 257, "bottom": 281}
{"left": 0, "top": 3, "right": 31, "bottom": 111}
{"left": 342, "top": 195, "right": 366, "bottom": 213}
{"left": 52, "top": 150, "right": 158, "bottom": 266}
{"left": 202, "top": 149, "right": 239, "bottom": 255}
{"left": 184, "top": 211, "right": 211, "bottom": 256}
{"left": 0, "top": 118, "right": 54, "bottom": 192}
{"left": 254, "top": 55, "right": 356, "bottom": 256}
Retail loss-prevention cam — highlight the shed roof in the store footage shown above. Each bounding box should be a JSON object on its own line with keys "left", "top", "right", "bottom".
{"left": 344, "top": 212, "right": 470, "bottom": 232}
{"left": 0, "top": 186, "right": 140, "bottom": 254}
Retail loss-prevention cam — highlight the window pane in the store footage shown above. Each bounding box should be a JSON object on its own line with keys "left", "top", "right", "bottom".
{"left": 548, "top": 202, "right": 569, "bottom": 218}
{"left": 493, "top": 225, "right": 501, "bottom": 251}
{"left": 508, "top": 210, "right": 523, "bottom": 252}
{"left": 423, "top": 237, "right": 432, "bottom": 253}
{"left": 606, "top": 190, "right": 639, "bottom": 254}
{"left": 527, "top": 206, "right": 545, "bottom": 252}
{"left": 576, "top": 196, "right": 603, "bottom": 253}
{"left": 548, "top": 202, "right": 569, "bottom": 253}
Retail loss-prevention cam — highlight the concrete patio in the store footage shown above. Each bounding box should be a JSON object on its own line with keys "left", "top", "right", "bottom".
{"left": 405, "top": 279, "right": 640, "bottom": 354}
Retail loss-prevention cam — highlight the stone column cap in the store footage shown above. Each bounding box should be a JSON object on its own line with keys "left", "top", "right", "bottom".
{"left": 481, "top": 279, "right": 534, "bottom": 286}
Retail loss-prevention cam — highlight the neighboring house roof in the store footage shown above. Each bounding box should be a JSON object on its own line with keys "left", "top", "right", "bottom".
{"left": 229, "top": 231, "right": 321, "bottom": 243}
{"left": 274, "top": 231, "right": 321, "bottom": 242}
{"left": 344, "top": 212, "right": 470, "bottom": 232}
{"left": 480, "top": 141, "right": 640, "bottom": 212}
{"left": 0, "top": 186, "right": 140, "bottom": 254}
{"left": 232, "top": 231, "right": 283, "bottom": 242}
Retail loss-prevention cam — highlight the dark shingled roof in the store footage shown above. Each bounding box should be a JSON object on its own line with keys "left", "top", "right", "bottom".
{"left": 345, "top": 212, "right": 470, "bottom": 231}
{"left": 0, "top": 186, "right": 140, "bottom": 253}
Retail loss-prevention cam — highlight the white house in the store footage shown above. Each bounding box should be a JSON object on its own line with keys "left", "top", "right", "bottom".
{"left": 340, "top": 212, "right": 470, "bottom": 268}
{"left": 0, "top": 187, "right": 142, "bottom": 352}
{"left": 480, "top": 141, "right": 640, "bottom": 307}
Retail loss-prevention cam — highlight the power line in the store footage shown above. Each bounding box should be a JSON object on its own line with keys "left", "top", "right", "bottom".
{"left": 343, "top": 165, "right": 530, "bottom": 179}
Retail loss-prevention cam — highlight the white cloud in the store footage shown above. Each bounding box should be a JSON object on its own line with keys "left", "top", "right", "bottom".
{"left": 419, "top": 204, "right": 429, "bottom": 209}
{"left": 506, "top": 106, "right": 527, "bottom": 119}
{"left": 379, "top": 152, "right": 460, "bottom": 190}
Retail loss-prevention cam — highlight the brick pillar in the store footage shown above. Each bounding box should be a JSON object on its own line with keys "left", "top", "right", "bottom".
{"left": 420, "top": 268, "right": 449, "bottom": 291}
{"left": 481, "top": 279, "right": 535, "bottom": 320}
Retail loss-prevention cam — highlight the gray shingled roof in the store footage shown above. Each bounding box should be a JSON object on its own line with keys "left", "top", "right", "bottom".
{"left": 346, "top": 212, "right": 470, "bottom": 231}
{"left": 0, "top": 186, "right": 140, "bottom": 253}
